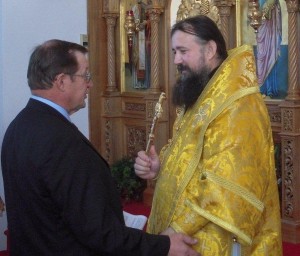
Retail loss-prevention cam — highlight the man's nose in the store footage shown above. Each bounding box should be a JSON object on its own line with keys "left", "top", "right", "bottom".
{"left": 174, "top": 54, "right": 182, "bottom": 65}
{"left": 87, "top": 80, "right": 93, "bottom": 88}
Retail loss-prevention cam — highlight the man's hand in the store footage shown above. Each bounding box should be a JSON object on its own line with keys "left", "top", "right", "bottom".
{"left": 161, "top": 227, "right": 176, "bottom": 236}
{"left": 168, "top": 233, "right": 200, "bottom": 256}
{"left": 134, "top": 145, "right": 160, "bottom": 180}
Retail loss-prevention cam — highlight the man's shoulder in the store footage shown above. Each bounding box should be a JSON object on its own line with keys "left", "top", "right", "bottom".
{"left": 5, "top": 103, "right": 71, "bottom": 140}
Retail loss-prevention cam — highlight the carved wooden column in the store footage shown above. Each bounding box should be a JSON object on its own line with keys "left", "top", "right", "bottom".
{"left": 147, "top": 6, "right": 164, "bottom": 93}
{"left": 101, "top": 1, "right": 122, "bottom": 165}
{"left": 103, "top": 1, "right": 119, "bottom": 93}
{"left": 285, "top": 0, "right": 300, "bottom": 101}
{"left": 214, "top": 0, "right": 235, "bottom": 49}
{"left": 280, "top": 104, "right": 300, "bottom": 243}
{"left": 103, "top": 15, "right": 118, "bottom": 92}
{"left": 280, "top": 0, "right": 300, "bottom": 244}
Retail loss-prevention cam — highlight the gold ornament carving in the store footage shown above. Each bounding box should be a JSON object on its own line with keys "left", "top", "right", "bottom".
{"left": 147, "top": 101, "right": 155, "bottom": 119}
{"left": 127, "top": 127, "right": 147, "bottom": 158}
{"left": 125, "top": 102, "right": 146, "bottom": 112}
{"left": 104, "top": 120, "right": 112, "bottom": 163}
{"left": 283, "top": 139, "right": 295, "bottom": 217}
{"left": 176, "top": 0, "right": 220, "bottom": 26}
{"left": 104, "top": 98, "right": 112, "bottom": 114}
{"left": 270, "top": 111, "right": 281, "bottom": 123}
{"left": 282, "top": 109, "right": 294, "bottom": 132}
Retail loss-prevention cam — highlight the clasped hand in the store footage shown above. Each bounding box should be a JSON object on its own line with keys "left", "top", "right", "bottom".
{"left": 134, "top": 145, "right": 160, "bottom": 180}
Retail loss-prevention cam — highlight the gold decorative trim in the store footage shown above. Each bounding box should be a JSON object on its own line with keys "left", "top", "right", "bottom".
{"left": 170, "top": 222, "right": 185, "bottom": 233}
{"left": 201, "top": 171, "right": 264, "bottom": 212}
{"left": 186, "top": 199, "right": 252, "bottom": 245}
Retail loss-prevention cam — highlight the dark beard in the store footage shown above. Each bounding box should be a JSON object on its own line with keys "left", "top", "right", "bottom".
{"left": 172, "top": 65, "right": 210, "bottom": 110}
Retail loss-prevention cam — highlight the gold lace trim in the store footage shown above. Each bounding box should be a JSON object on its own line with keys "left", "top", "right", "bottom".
{"left": 201, "top": 171, "right": 264, "bottom": 212}
{"left": 186, "top": 199, "right": 252, "bottom": 245}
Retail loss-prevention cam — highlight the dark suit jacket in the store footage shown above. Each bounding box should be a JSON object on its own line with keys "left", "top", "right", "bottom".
{"left": 1, "top": 99, "right": 169, "bottom": 256}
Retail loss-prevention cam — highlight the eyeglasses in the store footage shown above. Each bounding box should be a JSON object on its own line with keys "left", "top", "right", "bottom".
{"left": 69, "top": 71, "right": 92, "bottom": 83}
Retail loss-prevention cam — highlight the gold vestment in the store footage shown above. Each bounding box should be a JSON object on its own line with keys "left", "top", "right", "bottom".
{"left": 147, "top": 45, "right": 282, "bottom": 255}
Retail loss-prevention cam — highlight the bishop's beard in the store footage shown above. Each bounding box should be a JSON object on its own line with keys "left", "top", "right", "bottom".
{"left": 172, "top": 64, "right": 211, "bottom": 110}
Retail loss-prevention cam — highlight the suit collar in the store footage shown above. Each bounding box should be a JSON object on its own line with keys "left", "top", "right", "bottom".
{"left": 30, "top": 95, "right": 70, "bottom": 121}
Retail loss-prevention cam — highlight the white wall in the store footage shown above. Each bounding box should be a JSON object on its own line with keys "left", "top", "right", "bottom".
{"left": 0, "top": 0, "right": 88, "bottom": 250}
{"left": 0, "top": 0, "right": 4, "bottom": 248}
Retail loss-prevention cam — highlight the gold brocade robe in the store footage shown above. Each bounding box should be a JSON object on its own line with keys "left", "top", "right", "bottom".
{"left": 147, "top": 45, "right": 282, "bottom": 255}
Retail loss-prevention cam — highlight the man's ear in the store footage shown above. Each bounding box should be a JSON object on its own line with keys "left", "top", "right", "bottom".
{"left": 54, "top": 73, "right": 66, "bottom": 91}
{"left": 205, "top": 40, "right": 217, "bottom": 60}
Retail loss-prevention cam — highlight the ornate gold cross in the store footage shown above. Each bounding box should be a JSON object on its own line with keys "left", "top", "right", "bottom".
{"left": 146, "top": 92, "right": 166, "bottom": 153}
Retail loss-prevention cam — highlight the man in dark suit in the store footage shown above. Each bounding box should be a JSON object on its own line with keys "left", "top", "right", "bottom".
{"left": 1, "top": 39, "right": 199, "bottom": 256}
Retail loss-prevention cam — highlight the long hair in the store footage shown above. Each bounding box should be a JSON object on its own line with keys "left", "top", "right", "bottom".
{"left": 171, "top": 15, "right": 228, "bottom": 61}
{"left": 27, "top": 39, "right": 88, "bottom": 90}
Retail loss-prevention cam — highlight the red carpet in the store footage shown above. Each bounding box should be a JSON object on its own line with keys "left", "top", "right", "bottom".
{"left": 123, "top": 201, "right": 151, "bottom": 217}
{"left": 1, "top": 202, "right": 299, "bottom": 255}
{"left": 283, "top": 242, "right": 300, "bottom": 256}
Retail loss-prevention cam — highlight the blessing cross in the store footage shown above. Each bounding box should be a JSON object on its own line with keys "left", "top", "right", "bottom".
{"left": 146, "top": 92, "right": 166, "bottom": 153}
